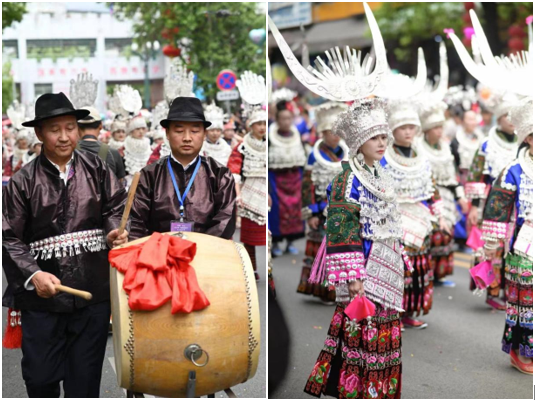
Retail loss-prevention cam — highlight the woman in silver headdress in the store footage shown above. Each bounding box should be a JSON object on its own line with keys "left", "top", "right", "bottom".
{"left": 298, "top": 101, "right": 349, "bottom": 304}
{"left": 449, "top": 9, "right": 533, "bottom": 374}
{"left": 305, "top": 98, "right": 410, "bottom": 399}
{"left": 270, "top": 3, "right": 414, "bottom": 396}
{"left": 417, "top": 99, "right": 468, "bottom": 287}
{"left": 465, "top": 91, "right": 519, "bottom": 310}
{"left": 380, "top": 99, "right": 446, "bottom": 329}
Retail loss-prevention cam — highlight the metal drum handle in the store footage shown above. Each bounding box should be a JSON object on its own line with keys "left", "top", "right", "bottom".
{"left": 184, "top": 344, "right": 209, "bottom": 367}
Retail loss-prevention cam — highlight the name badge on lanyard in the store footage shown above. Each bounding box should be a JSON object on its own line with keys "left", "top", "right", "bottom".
{"left": 167, "top": 156, "right": 201, "bottom": 232}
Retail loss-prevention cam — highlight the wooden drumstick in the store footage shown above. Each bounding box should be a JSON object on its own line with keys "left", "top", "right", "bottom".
{"left": 55, "top": 284, "right": 93, "bottom": 300}
{"left": 118, "top": 172, "right": 141, "bottom": 235}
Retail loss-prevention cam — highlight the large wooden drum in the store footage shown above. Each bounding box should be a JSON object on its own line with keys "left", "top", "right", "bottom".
{"left": 110, "top": 232, "right": 261, "bottom": 397}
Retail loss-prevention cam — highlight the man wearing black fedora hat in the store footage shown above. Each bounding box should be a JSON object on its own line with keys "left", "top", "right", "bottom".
{"left": 129, "top": 97, "right": 237, "bottom": 239}
{"left": 2, "top": 92, "right": 129, "bottom": 397}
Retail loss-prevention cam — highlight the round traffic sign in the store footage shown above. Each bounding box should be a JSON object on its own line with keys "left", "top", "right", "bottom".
{"left": 216, "top": 69, "right": 237, "bottom": 91}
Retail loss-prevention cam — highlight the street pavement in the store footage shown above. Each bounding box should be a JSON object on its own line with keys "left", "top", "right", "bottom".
{"left": 269, "top": 237, "right": 533, "bottom": 399}
{"left": 2, "top": 229, "right": 266, "bottom": 398}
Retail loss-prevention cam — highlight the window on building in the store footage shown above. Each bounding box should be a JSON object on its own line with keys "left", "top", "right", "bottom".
{"left": 2, "top": 40, "right": 19, "bottom": 59}
{"left": 35, "top": 84, "right": 53, "bottom": 97}
{"left": 105, "top": 38, "right": 133, "bottom": 57}
{"left": 26, "top": 39, "right": 97, "bottom": 60}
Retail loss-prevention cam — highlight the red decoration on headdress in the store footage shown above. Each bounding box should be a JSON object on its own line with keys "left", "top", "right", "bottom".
{"left": 109, "top": 232, "right": 210, "bottom": 314}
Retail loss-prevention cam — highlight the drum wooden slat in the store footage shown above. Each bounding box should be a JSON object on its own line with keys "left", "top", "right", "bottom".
{"left": 110, "top": 232, "right": 260, "bottom": 397}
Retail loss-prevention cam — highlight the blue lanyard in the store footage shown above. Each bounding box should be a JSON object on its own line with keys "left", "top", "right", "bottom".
{"left": 167, "top": 156, "right": 201, "bottom": 221}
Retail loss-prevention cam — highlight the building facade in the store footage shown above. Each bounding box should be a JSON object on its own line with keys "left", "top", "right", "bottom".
{"left": 2, "top": 2, "right": 167, "bottom": 112}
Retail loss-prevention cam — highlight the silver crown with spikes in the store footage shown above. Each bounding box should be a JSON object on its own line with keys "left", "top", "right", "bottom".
{"left": 270, "top": 88, "right": 296, "bottom": 105}
{"left": 387, "top": 99, "right": 421, "bottom": 132}
{"left": 443, "top": 85, "right": 477, "bottom": 111}
{"left": 115, "top": 85, "right": 142, "bottom": 116}
{"left": 476, "top": 85, "right": 520, "bottom": 119}
{"left": 509, "top": 97, "right": 533, "bottom": 143}
{"left": 108, "top": 92, "right": 127, "bottom": 119}
{"left": 417, "top": 95, "right": 448, "bottom": 132}
{"left": 314, "top": 101, "right": 348, "bottom": 133}
{"left": 152, "top": 100, "right": 169, "bottom": 130}
{"left": 164, "top": 59, "right": 195, "bottom": 104}
{"left": 69, "top": 72, "right": 98, "bottom": 108}
{"left": 236, "top": 70, "right": 265, "bottom": 107}
{"left": 204, "top": 101, "right": 226, "bottom": 130}
{"left": 333, "top": 97, "right": 393, "bottom": 155}
{"left": 268, "top": 3, "right": 388, "bottom": 102}
{"left": 237, "top": 70, "right": 266, "bottom": 120}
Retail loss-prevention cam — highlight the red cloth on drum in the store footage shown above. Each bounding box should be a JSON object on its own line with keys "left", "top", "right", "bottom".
{"left": 108, "top": 232, "right": 210, "bottom": 314}
{"left": 240, "top": 217, "right": 266, "bottom": 246}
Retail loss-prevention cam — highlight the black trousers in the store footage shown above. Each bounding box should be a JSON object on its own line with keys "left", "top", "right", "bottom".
{"left": 21, "top": 301, "right": 111, "bottom": 398}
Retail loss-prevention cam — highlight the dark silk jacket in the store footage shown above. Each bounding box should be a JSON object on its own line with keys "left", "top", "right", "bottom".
{"left": 2, "top": 150, "right": 127, "bottom": 312}
{"left": 130, "top": 155, "right": 237, "bottom": 240}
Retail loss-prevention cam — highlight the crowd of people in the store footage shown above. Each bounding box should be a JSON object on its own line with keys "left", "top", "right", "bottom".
{"left": 268, "top": 4, "right": 532, "bottom": 398}
{"left": 2, "top": 58, "right": 267, "bottom": 397}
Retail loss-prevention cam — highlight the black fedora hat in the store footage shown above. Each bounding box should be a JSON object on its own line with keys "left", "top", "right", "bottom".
{"left": 22, "top": 92, "right": 90, "bottom": 127}
{"left": 160, "top": 97, "right": 212, "bottom": 129}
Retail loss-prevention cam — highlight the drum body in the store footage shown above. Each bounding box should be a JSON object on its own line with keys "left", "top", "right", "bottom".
{"left": 110, "top": 232, "right": 261, "bottom": 397}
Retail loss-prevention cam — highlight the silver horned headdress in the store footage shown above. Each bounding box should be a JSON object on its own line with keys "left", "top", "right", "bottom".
{"left": 151, "top": 100, "right": 169, "bottom": 131}
{"left": 443, "top": 85, "right": 477, "bottom": 112}
{"left": 314, "top": 101, "right": 348, "bottom": 133}
{"left": 417, "top": 42, "right": 449, "bottom": 103}
{"left": 373, "top": 47, "right": 427, "bottom": 100}
{"left": 236, "top": 70, "right": 267, "bottom": 126}
{"left": 115, "top": 85, "right": 142, "bottom": 116}
{"left": 509, "top": 97, "right": 533, "bottom": 143}
{"left": 164, "top": 59, "right": 195, "bottom": 104}
{"left": 333, "top": 97, "right": 392, "bottom": 155}
{"left": 417, "top": 96, "right": 448, "bottom": 132}
{"left": 449, "top": 9, "right": 532, "bottom": 97}
{"left": 387, "top": 99, "right": 421, "bottom": 132}
{"left": 271, "top": 88, "right": 297, "bottom": 105}
{"left": 69, "top": 72, "right": 98, "bottom": 108}
{"left": 268, "top": 2, "right": 387, "bottom": 101}
{"left": 204, "top": 101, "right": 226, "bottom": 130}
{"left": 477, "top": 86, "right": 520, "bottom": 119}
{"left": 7, "top": 100, "right": 26, "bottom": 130}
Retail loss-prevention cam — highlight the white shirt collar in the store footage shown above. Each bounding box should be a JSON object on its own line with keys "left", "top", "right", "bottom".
{"left": 46, "top": 153, "right": 75, "bottom": 184}
{"left": 46, "top": 153, "right": 74, "bottom": 172}
{"left": 170, "top": 153, "right": 199, "bottom": 170}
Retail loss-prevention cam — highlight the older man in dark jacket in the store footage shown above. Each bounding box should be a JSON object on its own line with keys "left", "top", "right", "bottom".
{"left": 130, "top": 97, "right": 236, "bottom": 240}
{"left": 2, "top": 92, "right": 128, "bottom": 397}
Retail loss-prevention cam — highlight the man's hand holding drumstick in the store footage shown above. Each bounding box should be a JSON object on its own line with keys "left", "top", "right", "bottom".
{"left": 107, "top": 229, "right": 129, "bottom": 248}
{"left": 31, "top": 173, "right": 140, "bottom": 300}
{"left": 107, "top": 172, "right": 140, "bottom": 249}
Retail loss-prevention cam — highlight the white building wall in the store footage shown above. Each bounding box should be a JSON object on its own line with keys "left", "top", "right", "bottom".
{"left": 3, "top": 2, "right": 167, "bottom": 112}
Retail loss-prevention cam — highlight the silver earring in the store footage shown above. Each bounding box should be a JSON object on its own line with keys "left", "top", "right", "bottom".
{"left": 356, "top": 153, "right": 365, "bottom": 166}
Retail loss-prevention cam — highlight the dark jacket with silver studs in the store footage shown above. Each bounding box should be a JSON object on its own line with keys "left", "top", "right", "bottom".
{"left": 2, "top": 150, "right": 127, "bottom": 312}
